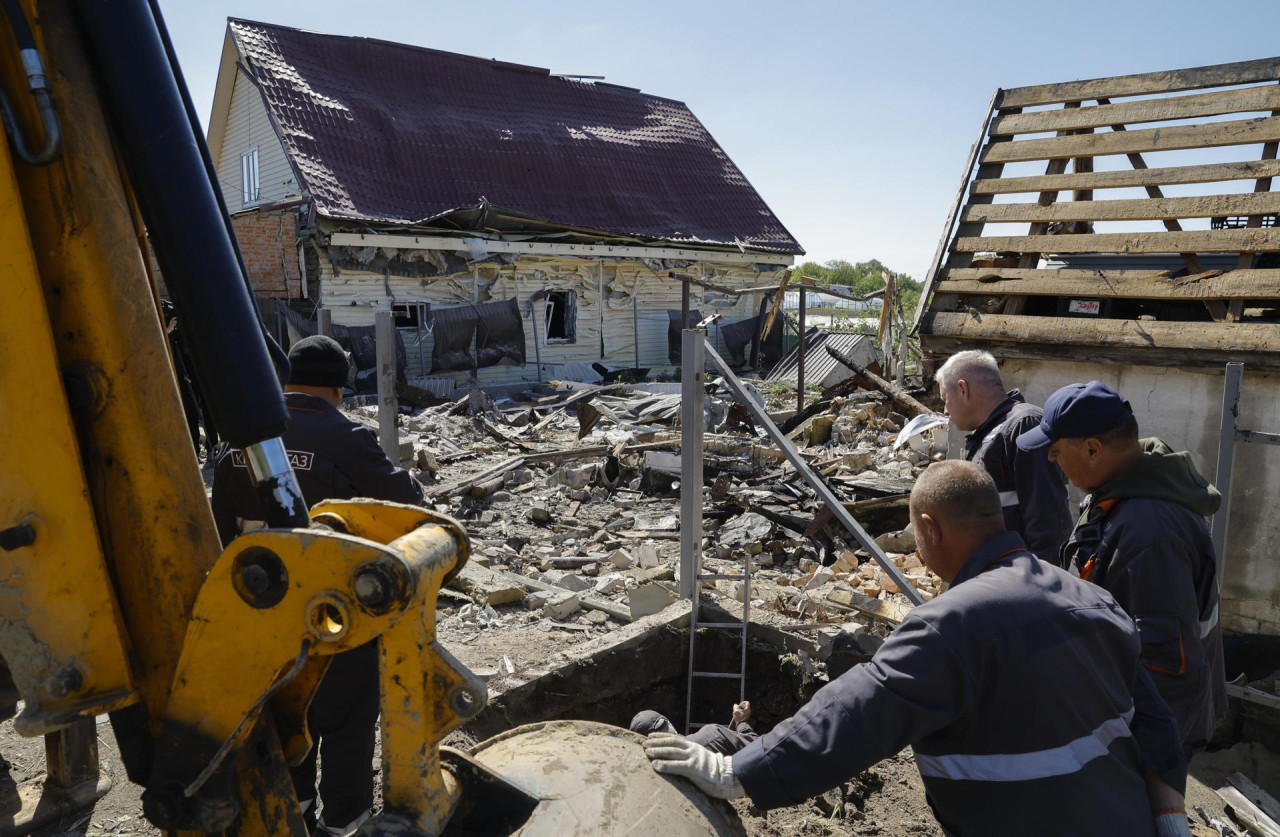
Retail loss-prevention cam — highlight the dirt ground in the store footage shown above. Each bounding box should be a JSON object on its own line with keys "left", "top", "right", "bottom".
{"left": 1, "top": 708, "right": 1271, "bottom": 837}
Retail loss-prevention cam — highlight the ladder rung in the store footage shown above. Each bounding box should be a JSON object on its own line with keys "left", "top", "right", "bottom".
{"left": 695, "top": 621, "right": 746, "bottom": 629}
{"left": 692, "top": 671, "right": 743, "bottom": 679}
{"left": 697, "top": 574, "right": 743, "bottom": 581}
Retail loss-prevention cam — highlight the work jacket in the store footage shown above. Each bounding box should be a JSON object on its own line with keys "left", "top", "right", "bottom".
{"left": 1061, "top": 439, "right": 1226, "bottom": 757}
{"left": 211, "top": 392, "right": 425, "bottom": 546}
{"left": 733, "top": 531, "right": 1186, "bottom": 837}
{"left": 964, "top": 391, "right": 1073, "bottom": 565}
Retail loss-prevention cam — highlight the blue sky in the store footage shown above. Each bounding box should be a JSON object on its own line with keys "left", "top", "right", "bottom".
{"left": 158, "top": 0, "right": 1280, "bottom": 279}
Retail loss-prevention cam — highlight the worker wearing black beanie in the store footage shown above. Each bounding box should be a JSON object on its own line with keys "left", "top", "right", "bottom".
{"left": 287, "top": 335, "right": 351, "bottom": 388}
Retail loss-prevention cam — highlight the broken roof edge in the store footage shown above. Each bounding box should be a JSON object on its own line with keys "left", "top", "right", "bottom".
{"left": 316, "top": 204, "right": 806, "bottom": 257}
{"left": 323, "top": 229, "right": 798, "bottom": 267}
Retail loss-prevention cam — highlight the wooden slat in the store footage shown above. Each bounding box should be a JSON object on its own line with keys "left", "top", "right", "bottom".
{"left": 912, "top": 92, "right": 1008, "bottom": 331}
{"left": 924, "top": 313, "right": 1280, "bottom": 365}
{"left": 974, "top": 159, "right": 1280, "bottom": 195}
{"left": 982, "top": 115, "right": 1280, "bottom": 164}
{"left": 1000, "top": 57, "right": 1280, "bottom": 108}
{"left": 954, "top": 228, "right": 1280, "bottom": 254}
{"left": 937, "top": 268, "right": 1280, "bottom": 300}
{"left": 992, "top": 84, "right": 1280, "bottom": 136}
{"left": 963, "top": 191, "right": 1280, "bottom": 224}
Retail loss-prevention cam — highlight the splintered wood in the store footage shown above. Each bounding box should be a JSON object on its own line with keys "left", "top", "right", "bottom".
{"left": 916, "top": 56, "right": 1280, "bottom": 369}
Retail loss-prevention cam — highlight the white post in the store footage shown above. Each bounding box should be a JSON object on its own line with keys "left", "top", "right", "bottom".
{"left": 375, "top": 310, "right": 399, "bottom": 463}
{"left": 679, "top": 329, "right": 705, "bottom": 599}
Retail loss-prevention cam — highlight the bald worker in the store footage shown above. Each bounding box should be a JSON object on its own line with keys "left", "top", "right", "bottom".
{"left": 935, "top": 350, "right": 1072, "bottom": 564}
{"left": 645, "top": 461, "right": 1191, "bottom": 837}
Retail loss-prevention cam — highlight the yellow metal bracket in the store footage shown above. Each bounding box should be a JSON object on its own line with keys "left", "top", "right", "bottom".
{"left": 142, "top": 501, "right": 481, "bottom": 834}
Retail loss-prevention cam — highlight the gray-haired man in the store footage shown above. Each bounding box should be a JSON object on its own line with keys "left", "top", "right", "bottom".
{"left": 934, "top": 350, "right": 1072, "bottom": 564}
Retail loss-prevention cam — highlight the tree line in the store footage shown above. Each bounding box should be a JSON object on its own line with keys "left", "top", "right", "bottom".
{"left": 791, "top": 258, "right": 923, "bottom": 316}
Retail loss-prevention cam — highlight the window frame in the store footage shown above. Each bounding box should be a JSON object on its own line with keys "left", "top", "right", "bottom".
{"left": 241, "top": 147, "right": 260, "bottom": 206}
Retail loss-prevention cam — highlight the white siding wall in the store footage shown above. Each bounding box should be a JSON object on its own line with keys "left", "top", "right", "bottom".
{"left": 319, "top": 253, "right": 785, "bottom": 387}
{"left": 216, "top": 70, "right": 300, "bottom": 209}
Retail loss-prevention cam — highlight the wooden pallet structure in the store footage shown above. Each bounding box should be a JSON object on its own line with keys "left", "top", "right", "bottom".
{"left": 916, "top": 57, "right": 1280, "bottom": 369}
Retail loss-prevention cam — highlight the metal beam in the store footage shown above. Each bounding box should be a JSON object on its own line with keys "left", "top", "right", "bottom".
{"left": 1211, "top": 362, "right": 1242, "bottom": 587}
{"left": 328, "top": 232, "right": 795, "bottom": 268}
{"left": 679, "top": 331, "right": 705, "bottom": 599}
{"left": 316, "top": 308, "right": 332, "bottom": 338}
{"left": 702, "top": 341, "right": 924, "bottom": 605}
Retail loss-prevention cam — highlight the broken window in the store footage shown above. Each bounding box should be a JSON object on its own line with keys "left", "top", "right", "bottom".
{"left": 241, "top": 147, "right": 259, "bottom": 206}
{"left": 543, "top": 290, "right": 577, "bottom": 343}
{"left": 392, "top": 301, "right": 431, "bottom": 329}
{"left": 667, "top": 308, "right": 702, "bottom": 365}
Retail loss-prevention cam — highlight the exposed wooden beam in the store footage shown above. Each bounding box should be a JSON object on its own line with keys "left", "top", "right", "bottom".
{"left": 911, "top": 90, "right": 1005, "bottom": 332}
{"left": 992, "top": 84, "right": 1280, "bottom": 135}
{"left": 981, "top": 115, "right": 1280, "bottom": 164}
{"left": 923, "top": 312, "right": 1280, "bottom": 368}
{"left": 1000, "top": 56, "right": 1280, "bottom": 108}
{"left": 963, "top": 191, "right": 1280, "bottom": 224}
{"left": 955, "top": 228, "right": 1280, "bottom": 254}
{"left": 973, "top": 159, "right": 1280, "bottom": 195}
{"left": 326, "top": 232, "right": 796, "bottom": 267}
{"left": 936, "top": 267, "right": 1280, "bottom": 300}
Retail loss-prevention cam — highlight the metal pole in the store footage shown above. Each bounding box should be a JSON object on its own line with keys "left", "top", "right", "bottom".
{"left": 797, "top": 287, "right": 806, "bottom": 413}
{"left": 681, "top": 277, "right": 691, "bottom": 329}
{"left": 1211, "top": 362, "right": 1243, "bottom": 589}
{"left": 375, "top": 310, "right": 399, "bottom": 463}
{"left": 679, "top": 329, "right": 705, "bottom": 600}
{"left": 703, "top": 339, "right": 924, "bottom": 605}
{"left": 316, "top": 308, "right": 332, "bottom": 338}
{"left": 530, "top": 300, "right": 543, "bottom": 383}
{"left": 632, "top": 291, "right": 640, "bottom": 369}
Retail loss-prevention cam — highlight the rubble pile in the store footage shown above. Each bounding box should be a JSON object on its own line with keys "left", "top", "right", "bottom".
{"left": 341, "top": 372, "right": 949, "bottom": 666}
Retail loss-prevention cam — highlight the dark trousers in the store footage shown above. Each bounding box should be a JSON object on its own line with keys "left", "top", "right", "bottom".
{"left": 629, "top": 710, "right": 757, "bottom": 756}
{"left": 291, "top": 642, "right": 380, "bottom": 828}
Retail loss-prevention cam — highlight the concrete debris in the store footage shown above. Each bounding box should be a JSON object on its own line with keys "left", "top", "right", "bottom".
{"left": 543, "top": 592, "right": 581, "bottom": 620}
{"left": 627, "top": 583, "right": 678, "bottom": 620}
{"left": 363, "top": 370, "right": 943, "bottom": 700}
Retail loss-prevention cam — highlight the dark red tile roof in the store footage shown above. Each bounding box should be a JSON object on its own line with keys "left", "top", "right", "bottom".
{"left": 228, "top": 19, "right": 803, "bottom": 255}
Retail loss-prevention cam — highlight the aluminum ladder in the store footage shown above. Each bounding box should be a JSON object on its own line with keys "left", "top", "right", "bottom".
{"left": 684, "top": 553, "right": 750, "bottom": 733}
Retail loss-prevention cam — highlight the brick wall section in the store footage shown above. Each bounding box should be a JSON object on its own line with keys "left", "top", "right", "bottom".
{"left": 150, "top": 205, "right": 303, "bottom": 299}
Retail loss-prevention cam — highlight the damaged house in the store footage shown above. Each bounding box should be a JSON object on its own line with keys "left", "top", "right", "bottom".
{"left": 205, "top": 18, "right": 804, "bottom": 391}
{"left": 916, "top": 57, "right": 1280, "bottom": 636}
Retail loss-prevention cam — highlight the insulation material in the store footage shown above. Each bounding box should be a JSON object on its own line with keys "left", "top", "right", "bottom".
{"left": 430, "top": 306, "right": 478, "bottom": 372}
{"left": 720, "top": 315, "right": 760, "bottom": 368}
{"left": 476, "top": 298, "right": 526, "bottom": 367}
{"left": 667, "top": 309, "right": 702, "bottom": 365}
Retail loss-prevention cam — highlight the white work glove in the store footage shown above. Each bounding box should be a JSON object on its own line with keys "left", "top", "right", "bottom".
{"left": 643, "top": 734, "right": 745, "bottom": 800}
{"left": 1154, "top": 812, "right": 1192, "bottom": 837}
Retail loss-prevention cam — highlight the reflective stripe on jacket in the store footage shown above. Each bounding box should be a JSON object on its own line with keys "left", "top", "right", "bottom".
{"left": 211, "top": 392, "right": 425, "bottom": 546}
{"left": 964, "top": 391, "right": 1073, "bottom": 565}
{"left": 732, "top": 531, "right": 1186, "bottom": 837}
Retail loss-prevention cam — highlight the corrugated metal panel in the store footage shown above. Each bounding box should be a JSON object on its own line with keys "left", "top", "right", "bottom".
{"left": 227, "top": 18, "right": 803, "bottom": 254}
{"left": 216, "top": 69, "right": 299, "bottom": 208}
{"left": 768, "top": 330, "right": 876, "bottom": 388}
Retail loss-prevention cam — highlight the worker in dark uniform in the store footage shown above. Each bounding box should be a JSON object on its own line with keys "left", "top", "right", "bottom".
{"left": 645, "top": 461, "right": 1193, "bottom": 837}
{"left": 212, "top": 335, "right": 424, "bottom": 837}
{"left": 630, "top": 701, "right": 757, "bottom": 756}
{"left": 934, "top": 350, "right": 1072, "bottom": 564}
{"left": 1018, "top": 381, "right": 1226, "bottom": 764}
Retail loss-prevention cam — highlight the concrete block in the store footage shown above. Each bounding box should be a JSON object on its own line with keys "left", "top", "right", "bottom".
{"left": 636, "top": 542, "right": 661, "bottom": 569}
{"left": 541, "top": 570, "right": 591, "bottom": 593}
{"left": 627, "top": 583, "right": 678, "bottom": 620}
{"left": 804, "top": 567, "right": 836, "bottom": 591}
{"left": 543, "top": 592, "right": 581, "bottom": 620}
{"left": 607, "top": 549, "right": 634, "bottom": 569}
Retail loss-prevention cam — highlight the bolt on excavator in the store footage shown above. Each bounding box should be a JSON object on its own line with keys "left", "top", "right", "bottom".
{"left": 0, "top": 1, "right": 743, "bottom": 833}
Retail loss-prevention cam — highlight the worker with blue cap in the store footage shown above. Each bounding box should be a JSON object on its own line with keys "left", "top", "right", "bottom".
{"left": 1017, "top": 381, "right": 1225, "bottom": 773}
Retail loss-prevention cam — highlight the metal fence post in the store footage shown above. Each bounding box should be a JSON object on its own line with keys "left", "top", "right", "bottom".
{"left": 679, "top": 329, "right": 705, "bottom": 599}
{"left": 316, "top": 308, "right": 332, "bottom": 338}
{"left": 1211, "top": 362, "right": 1243, "bottom": 589}
{"left": 797, "top": 287, "right": 806, "bottom": 413}
{"left": 375, "top": 310, "right": 399, "bottom": 463}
